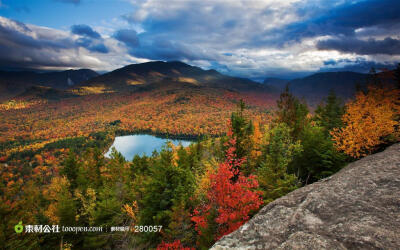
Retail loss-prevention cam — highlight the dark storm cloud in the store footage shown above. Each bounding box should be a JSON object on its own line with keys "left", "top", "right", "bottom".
{"left": 324, "top": 0, "right": 400, "bottom": 31}
{"left": 319, "top": 59, "right": 396, "bottom": 73}
{"left": 113, "top": 29, "right": 139, "bottom": 47}
{"left": 246, "top": 0, "right": 400, "bottom": 50}
{"left": 88, "top": 43, "right": 108, "bottom": 53}
{"left": 114, "top": 29, "right": 213, "bottom": 61}
{"left": 317, "top": 37, "right": 400, "bottom": 55}
{"left": 71, "top": 24, "right": 108, "bottom": 53}
{"left": 132, "top": 39, "right": 210, "bottom": 61}
{"left": 0, "top": 17, "right": 105, "bottom": 70}
{"left": 284, "top": 0, "right": 400, "bottom": 40}
{"left": 118, "top": 1, "right": 251, "bottom": 61}
{"left": 75, "top": 37, "right": 109, "bottom": 53}
{"left": 0, "top": 18, "right": 74, "bottom": 50}
{"left": 71, "top": 24, "right": 101, "bottom": 39}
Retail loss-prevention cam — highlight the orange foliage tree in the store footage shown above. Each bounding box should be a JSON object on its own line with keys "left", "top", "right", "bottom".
{"left": 332, "top": 84, "right": 400, "bottom": 158}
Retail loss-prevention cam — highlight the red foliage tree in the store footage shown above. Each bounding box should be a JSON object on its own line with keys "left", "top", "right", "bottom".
{"left": 191, "top": 125, "right": 263, "bottom": 240}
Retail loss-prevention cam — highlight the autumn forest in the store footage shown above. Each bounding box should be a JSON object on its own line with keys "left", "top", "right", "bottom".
{"left": 0, "top": 59, "right": 399, "bottom": 249}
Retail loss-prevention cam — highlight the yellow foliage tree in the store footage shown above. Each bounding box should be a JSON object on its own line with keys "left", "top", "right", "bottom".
{"left": 43, "top": 176, "right": 75, "bottom": 224}
{"left": 123, "top": 201, "right": 138, "bottom": 229}
{"left": 75, "top": 188, "right": 97, "bottom": 225}
{"left": 194, "top": 157, "right": 219, "bottom": 200}
{"left": 251, "top": 119, "right": 262, "bottom": 155}
{"left": 332, "top": 85, "right": 400, "bottom": 158}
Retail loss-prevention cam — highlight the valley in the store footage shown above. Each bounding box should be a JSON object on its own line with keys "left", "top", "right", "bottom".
{"left": 0, "top": 60, "right": 399, "bottom": 249}
{"left": 0, "top": 61, "right": 275, "bottom": 144}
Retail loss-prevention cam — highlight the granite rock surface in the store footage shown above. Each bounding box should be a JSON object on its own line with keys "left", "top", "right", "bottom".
{"left": 211, "top": 143, "right": 400, "bottom": 250}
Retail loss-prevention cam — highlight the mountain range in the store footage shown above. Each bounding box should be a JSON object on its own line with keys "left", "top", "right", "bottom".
{"left": 0, "top": 61, "right": 387, "bottom": 103}
{"left": 263, "top": 71, "right": 396, "bottom": 104}
{"left": 264, "top": 72, "right": 370, "bottom": 102}
{"left": 78, "top": 61, "right": 267, "bottom": 94}
{"left": 0, "top": 69, "right": 98, "bottom": 101}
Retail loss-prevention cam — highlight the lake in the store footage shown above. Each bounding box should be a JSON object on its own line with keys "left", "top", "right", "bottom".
{"left": 105, "top": 134, "right": 193, "bottom": 160}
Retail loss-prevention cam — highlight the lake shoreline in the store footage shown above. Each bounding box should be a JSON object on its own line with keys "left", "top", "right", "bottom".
{"left": 105, "top": 133, "right": 195, "bottom": 159}
{"left": 114, "top": 129, "right": 219, "bottom": 141}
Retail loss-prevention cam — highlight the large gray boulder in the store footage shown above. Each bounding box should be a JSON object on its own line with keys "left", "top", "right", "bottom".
{"left": 212, "top": 143, "right": 400, "bottom": 250}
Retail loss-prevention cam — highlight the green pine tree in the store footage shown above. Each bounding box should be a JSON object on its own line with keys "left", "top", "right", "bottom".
{"left": 61, "top": 151, "right": 80, "bottom": 189}
{"left": 314, "top": 90, "right": 344, "bottom": 135}
{"left": 230, "top": 99, "right": 254, "bottom": 161}
{"left": 257, "top": 123, "right": 301, "bottom": 204}
{"left": 276, "top": 85, "right": 309, "bottom": 139}
{"left": 291, "top": 124, "right": 347, "bottom": 184}
{"left": 138, "top": 143, "right": 195, "bottom": 245}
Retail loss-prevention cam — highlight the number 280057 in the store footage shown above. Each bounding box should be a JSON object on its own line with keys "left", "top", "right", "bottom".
{"left": 134, "top": 225, "right": 162, "bottom": 233}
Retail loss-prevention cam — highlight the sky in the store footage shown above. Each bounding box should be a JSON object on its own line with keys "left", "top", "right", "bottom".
{"left": 0, "top": 0, "right": 399, "bottom": 79}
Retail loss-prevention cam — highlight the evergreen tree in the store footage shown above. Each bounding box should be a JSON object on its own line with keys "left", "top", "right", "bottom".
{"left": 131, "top": 154, "right": 150, "bottom": 177}
{"left": 164, "top": 201, "right": 196, "bottom": 247}
{"left": 176, "top": 145, "right": 191, "bottom": 171}
{"left": 78, "top": 147, "right": 103, "bottom": 189}
{"left": 291, "top": 124, "right": 347, "bottom": 184}
{"left": 89, "top": 184, "right": 124, "bottom": 248}
{"left": 314, "top": 90, "right": 344, "bottom": 135}
{"left": 80, "top": 147, "right": 131, "bottom": 249}
{"left": 276, "top": 85, "right": 309, "bottom": 139}
{"left": 230, "top": 99, "right": 254, "bottom": 161}
{"left": 368, "top": 67, "right": 379, "bottom": 86}
{"left": 104, "top": 147, "right": 128, "bottom": 183}
{"left": 44, "top": 177, "right": 77, "bottom": 226}
{"left": 138, "top": 143, "right": 195, "bottom": 245}
{"left": 257, "top": 123, "right": 301, "bottom": 204}
{"left": 60, "top": 151, "right": 80, "bottom": 189}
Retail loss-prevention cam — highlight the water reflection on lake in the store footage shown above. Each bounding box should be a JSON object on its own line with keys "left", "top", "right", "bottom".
{"left": 105, "top": 134, "right": 193, "bottom": 160}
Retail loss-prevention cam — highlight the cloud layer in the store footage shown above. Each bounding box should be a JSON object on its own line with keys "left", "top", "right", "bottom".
{"left": 317, "top": 37, "right": 400, "bottom": 55}
{"left": 0, "top": 17, "right": 121, "bottom": 70}
{"left": 0, "top": 0, "right": 399, "bottom": 78}
{"left": 117, "top": 0, "right": 400, "bottom": 77}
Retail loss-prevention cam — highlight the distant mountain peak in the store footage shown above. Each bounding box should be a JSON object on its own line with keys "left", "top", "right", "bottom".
{"left": 166, "top": 61, "right": 191, "bottom": 67}
{"left": 272, "top": 71, "right": 370, "bottom": 104}
{"left": 79, "top": 60, "right": 267, "bottom": 93}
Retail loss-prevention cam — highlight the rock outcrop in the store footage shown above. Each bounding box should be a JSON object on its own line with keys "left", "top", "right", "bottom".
{"left": 212, "top": 143, "right": 400, "bottom": 250}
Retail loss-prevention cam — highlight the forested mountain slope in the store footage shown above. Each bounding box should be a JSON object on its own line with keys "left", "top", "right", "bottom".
{"left": 78, "top": 61, "right": 269, "bottom": 93}
{"left": 0, "top": 69, "right": 98, "bottom": 101}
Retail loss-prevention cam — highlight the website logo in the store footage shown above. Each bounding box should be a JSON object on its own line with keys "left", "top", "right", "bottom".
{"left": 14, "top": 221, "right": 23, "bottom": 233}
